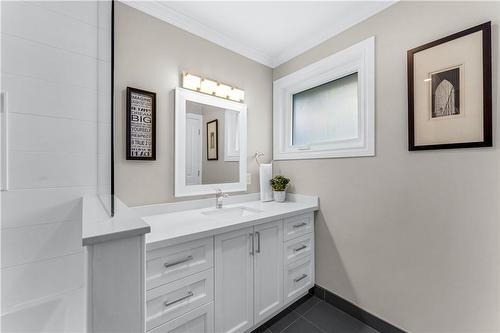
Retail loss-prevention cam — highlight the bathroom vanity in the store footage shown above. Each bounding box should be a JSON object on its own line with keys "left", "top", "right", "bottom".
{"left": 83, "top": 82, "right": 319, "bottom": 333}
{"left": 136, "top": 87, "right": 318, "bottom": 332}
{"left": 137, "top": 194, "right": 318, "bottom": 333}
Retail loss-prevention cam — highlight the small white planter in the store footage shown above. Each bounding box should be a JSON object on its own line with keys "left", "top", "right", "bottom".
{"left": 273, "top": 190, "right": 286, "bottom": 202}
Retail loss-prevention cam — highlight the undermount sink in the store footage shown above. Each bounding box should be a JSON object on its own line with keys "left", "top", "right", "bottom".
{"left": 201, "top": 206, "right": 262, "bottom": 219}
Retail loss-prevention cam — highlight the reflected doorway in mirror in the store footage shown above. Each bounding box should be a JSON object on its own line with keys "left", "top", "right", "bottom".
{"left": 186, "top": 113, "right": 203, "bottom": 185}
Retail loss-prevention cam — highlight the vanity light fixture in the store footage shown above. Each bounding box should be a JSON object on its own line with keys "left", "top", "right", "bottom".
{"left": 182, "top": 72, "right": 245, "bottom": 103}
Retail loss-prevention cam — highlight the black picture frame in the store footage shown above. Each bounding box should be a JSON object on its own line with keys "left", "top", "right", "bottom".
{"left": 407, "top": 21, "right": 492, "bottom": 151}
{"left": 126, "top": 87, "right": 156, "bottom": 160}
{"left": 206, "top": 119, "right": 218, "bottom": 161}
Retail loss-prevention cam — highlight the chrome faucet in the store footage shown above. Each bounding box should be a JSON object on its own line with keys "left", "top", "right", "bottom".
{"left": 215, "top": 189, "right": 229, "bottom": 209}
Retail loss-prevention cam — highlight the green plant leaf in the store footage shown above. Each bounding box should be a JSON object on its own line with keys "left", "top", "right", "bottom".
{"left": 270, "top": 175, "right": 290, "bottom": 191}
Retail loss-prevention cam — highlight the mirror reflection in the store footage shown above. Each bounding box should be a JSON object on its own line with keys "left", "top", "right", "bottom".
{"left": 185, "top": 101, "right": 240, "bottom": 185}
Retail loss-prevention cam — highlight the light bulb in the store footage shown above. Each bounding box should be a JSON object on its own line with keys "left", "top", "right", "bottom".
{"left": 229, "top": 88, "right": 245, "bottom": 102}
{"left": 182, "top": 73, "right": 201, "bottom": 91}
{"left": 200, "top": 79, "right": 218, "bottom": 95}
{"left": 215, "top": 84, "right": 232, "bottom": 98}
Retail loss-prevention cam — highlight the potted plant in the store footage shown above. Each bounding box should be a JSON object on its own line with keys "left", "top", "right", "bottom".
{"left": 270, "top": 175, "right": 290, "bottom": 202}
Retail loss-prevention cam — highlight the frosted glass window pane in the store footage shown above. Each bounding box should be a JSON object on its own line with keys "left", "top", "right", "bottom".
{"left": 292, "top": 73, "right": 358, "bottom": 146}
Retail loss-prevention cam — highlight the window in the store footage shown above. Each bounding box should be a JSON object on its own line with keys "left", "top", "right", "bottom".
{"left": 273, "top": 37, "right": 374, "bottom": 160}
{"left": 224, "top": 110, "right": 240, "bottom": 161}
{"left": 292, "top": 73, "right": 359, "bottom": 146}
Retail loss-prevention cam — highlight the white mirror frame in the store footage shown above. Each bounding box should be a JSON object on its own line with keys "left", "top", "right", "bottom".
{"left": 175, "top": 87, "right": 247, "bottom": 197}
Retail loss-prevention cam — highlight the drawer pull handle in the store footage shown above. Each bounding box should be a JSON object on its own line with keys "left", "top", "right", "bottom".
{"left": 164, "top": 255, "right": 193, "bottom": 269}
{"left": 249, "top": 233, "right": 255, "bottom": 255}
{"left": 294, "top": 274, "right": 308, "bottom": 283}
{"left": 293, "top": 222, "right": 307, "bottom": 229}
{"left": 164, "top": 291, "right": 194, "bottom": 307}
{"left": 293, "top": 245, "right": 307, "bottom": 252}
{"left": 255, "top": 231, "right": 261, "bottom": 253}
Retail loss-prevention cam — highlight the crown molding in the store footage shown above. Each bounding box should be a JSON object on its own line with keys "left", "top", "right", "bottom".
{"left": 121, "top": 1, "right": 396, "bottom": 69}
{"left": 270, "top": 1, "right": 396, "bottom": 67}
{"left": 122, "top": 1, "right": 274, "bottom": 67}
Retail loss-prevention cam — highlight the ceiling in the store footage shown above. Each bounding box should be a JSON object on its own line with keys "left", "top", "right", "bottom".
{"left": 124, "top": 1, "right": 395, "bottom": 68}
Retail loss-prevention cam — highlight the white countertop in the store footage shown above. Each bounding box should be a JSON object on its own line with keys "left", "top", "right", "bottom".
{"left": 82, "top": 196, "right": 151, "bottom": 246}
{"left": 141, "top": 193, "right": 319, "bottom": 248}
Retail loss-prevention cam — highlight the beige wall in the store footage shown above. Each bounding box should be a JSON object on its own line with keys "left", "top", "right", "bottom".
{"left": 273, "top": 2, "right": 500, "bottom": 332}
{"left": 114, "top": 2, "right": 272, "bottom": 206}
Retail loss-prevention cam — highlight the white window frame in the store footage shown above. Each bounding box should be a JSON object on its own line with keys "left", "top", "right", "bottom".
{"left": 224, "top": 110, "right": 240, "bottom": 161}
{"left": 273, "top": 36, "right": 375, "bottom": 160}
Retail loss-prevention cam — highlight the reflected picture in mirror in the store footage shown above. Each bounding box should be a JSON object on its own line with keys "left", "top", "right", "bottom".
{"left": 207, "top": 120, "right": 218, "bottom": 160}
{"left": 185, "top": 101, "right": 240, "bottom": 186}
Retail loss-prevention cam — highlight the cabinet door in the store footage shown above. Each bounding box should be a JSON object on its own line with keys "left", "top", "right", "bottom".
{"left": 215, "top": 227, "right": 254, "bottom": 333}
{"left": 254, "top": 220, "right": 284, "bottom": 324}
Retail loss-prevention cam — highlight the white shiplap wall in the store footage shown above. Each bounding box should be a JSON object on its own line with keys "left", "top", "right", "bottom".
{"left": 1, "top": 2, "right": 109, "bottom": 331}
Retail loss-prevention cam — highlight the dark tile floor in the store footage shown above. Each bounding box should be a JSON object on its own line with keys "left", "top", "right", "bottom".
{"left": 252, "top": 294, "right": 379, "bottom": 333}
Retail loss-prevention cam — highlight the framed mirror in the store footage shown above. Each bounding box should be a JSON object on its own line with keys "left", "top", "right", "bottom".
{"left": 175, "top": 88, "right": 247, "bottom": 197}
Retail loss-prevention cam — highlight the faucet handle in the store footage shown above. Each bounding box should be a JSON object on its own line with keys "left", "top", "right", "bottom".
{"left": 215, "top": 188, "right": 222, "bottom": 195}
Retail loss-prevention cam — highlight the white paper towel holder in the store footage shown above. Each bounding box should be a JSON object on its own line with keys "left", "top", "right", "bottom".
{"left": 257, "top": 152, "right": 273, "bottom": 202}
{"left": 255, "top": 152, "right": 265, "bottom": 166}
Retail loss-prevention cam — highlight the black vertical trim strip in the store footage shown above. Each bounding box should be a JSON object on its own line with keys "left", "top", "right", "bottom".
{"left": 110, "top": 0, "right": 115, "bottom": 216}
{"left": 407, "top": 46, "right": 415, "bottom": 151}
{"left": 482, "top": 21, "right": 492, "bottom": 146}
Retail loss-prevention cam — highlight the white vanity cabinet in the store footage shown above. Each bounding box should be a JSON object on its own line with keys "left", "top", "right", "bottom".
{"left": 144, "top": 210, "right": 315, "bottom": 333}
{"left": 214, "top": 226, "right": 255, "bottom": 333}
{"left": 253, "top": 220, "right": 284, "bottom": 324}
{"left": 214, "top": 219, "right": 284, "bottom": 333}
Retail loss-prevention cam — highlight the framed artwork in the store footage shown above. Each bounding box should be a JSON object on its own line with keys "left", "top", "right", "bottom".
{"left": 407, "top": 22, "right": 492, "bottom": 151}
{"left": 126, "top": 87, "right": 156, "bottom": 160}
{"left": 207, "top": 119, "right": 218, "bottom": 160}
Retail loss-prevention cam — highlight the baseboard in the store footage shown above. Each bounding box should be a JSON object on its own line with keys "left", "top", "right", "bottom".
{"left": 309, "top": 285, "right": 406, "bottom": 333}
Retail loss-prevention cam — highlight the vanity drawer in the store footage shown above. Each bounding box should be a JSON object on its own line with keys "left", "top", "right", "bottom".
{"left": 148, "top": 302, "right": 214, "bottom": 333}
{"left": 284, "top": 233, "right": 314, "bottom": 265}
{"left": 146, "top": 269, "right": 214, "bottom": 331}
{"left": 284, "top": 213, "right": 314, "bottom": 241}
{"left": 284, "top": 256, "right": 314, "bottom": 305}
{"left": 146, "top": 237, "right": 213, "bottom": 290}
